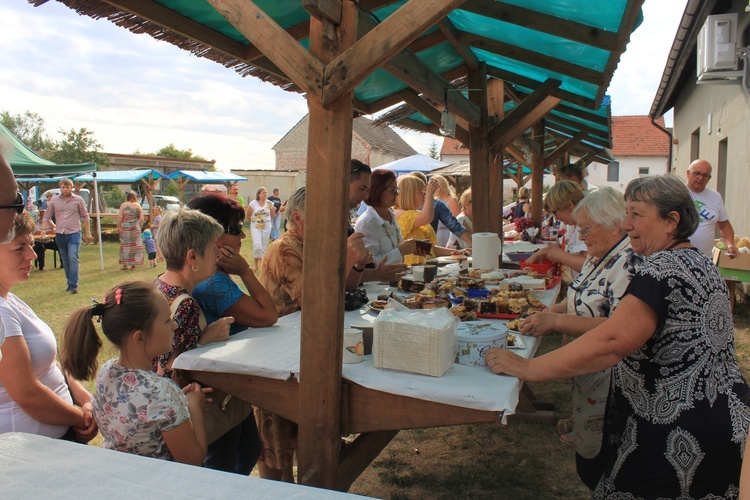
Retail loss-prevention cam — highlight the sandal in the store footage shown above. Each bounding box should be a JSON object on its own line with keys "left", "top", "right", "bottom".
{"left": 121, "top": 265, "right": 128, "bottom": 271}
{"left": 557, "top": 416, "right": 574, "bottom": 436}
{"left": 559, "top": 431, "right": 575, "bottom": 445}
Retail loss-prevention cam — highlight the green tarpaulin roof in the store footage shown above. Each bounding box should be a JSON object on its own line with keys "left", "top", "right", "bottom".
{"left": 2, "top": 123, "right": 96, "bottom": 176}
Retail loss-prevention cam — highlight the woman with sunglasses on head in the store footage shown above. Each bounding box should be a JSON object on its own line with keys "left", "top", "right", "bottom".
{"left": 187, "top": 194, "right": 277, "bottom": 476}
{"left": 354, "top": 169, "right": 418, "bottom": 265}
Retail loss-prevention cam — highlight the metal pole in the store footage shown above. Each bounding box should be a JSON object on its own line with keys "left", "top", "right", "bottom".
{"left": 93, "top": 172, "right": 104, "bottom": 270}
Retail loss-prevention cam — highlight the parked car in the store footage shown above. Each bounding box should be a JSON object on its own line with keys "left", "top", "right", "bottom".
{"left": 141, "top": 195, "right": 182, "bottom": 213}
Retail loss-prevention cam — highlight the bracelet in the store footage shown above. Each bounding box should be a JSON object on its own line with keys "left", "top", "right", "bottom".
{"left": 352, "top": 265, "right": 364, "bottom": 273}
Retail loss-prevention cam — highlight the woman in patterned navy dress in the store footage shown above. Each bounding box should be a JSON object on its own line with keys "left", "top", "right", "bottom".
{"left": 487, "top": 175, "right": 750, "bottom": 498}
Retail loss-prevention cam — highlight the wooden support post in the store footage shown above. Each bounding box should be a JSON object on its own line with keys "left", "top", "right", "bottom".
{"left": 487, "top": 78, "right": 504, "bottom": 236}
{"left": 468, "top": 62, "right": 490, "bottom": 233}
{"left": 297, "top": 2, "right": 357, "bottom": 489}
{"left": 530, "top": 121, "right": 545, "bottom": 227}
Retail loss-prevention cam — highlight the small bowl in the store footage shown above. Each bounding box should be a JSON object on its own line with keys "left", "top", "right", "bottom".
{"left": 505, "top": 251, "right": 534, "bottom": 262}
{"left": 519, "top": 259, "right": 556, "bottom": 275}
{"left": 466, "top": 288, "right": 490, "bottom": 298}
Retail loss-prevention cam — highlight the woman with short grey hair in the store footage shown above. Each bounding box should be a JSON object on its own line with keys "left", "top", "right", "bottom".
{"left": 505, "top": 187, "right": 643, "bottom": 490}
{"left": 487, "top": 175, "right": 750, "bottom": 497}
{"left": 153, "top": 208, "right": 232, "bottom": 377}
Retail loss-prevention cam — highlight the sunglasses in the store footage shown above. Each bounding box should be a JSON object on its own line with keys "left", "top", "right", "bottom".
{"left": 0, "top": 193, "right": 24, "bottom": 215}
{"left": 224, "top": 223, "right": 243, "bottom": 235}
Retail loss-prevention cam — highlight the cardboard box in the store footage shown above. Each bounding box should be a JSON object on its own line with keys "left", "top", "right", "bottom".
{"left": 713, "top": 248, "right": 750, "bottom": 282}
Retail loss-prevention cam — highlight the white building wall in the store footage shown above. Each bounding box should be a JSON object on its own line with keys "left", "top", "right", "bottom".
{"left": 229, "top": 170, "right": 306, "bottom": 203}
{"left": 587, "top": 156, "right": 668, "bottom": 192}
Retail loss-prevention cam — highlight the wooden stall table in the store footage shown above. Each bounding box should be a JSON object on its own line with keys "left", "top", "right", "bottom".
{"left": 0, "top": 433, "right": 364, "bottom": 499}
{"left": 173, "top": 272, "right": 561, "bottom": 490}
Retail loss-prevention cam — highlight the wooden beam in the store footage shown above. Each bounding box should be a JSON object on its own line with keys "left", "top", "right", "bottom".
{"left": 103, "top": 0, "right": 247, "bottom": 57}
{"left": 407, "top": 30, "right": 446, "bottom": 53}
{"left": 544, "top": 131, "right": 586, "bottom": 167}
{"left": 487, "top": 78, "right": 504, "bottom": 235}
{"left": 595, "top": 0, "right": 644, "bottom": 107}
{"left": 485, "top": 66, "right": 595, "bottom": 109}
{"left": 205, "top": 0, "right": 324, "bottom": 99}
{"left": 545, "top": 121, "right": 609, "bottom": 149}
{"left": 460, "top": 0, "right": 620, "bottom": 51}
{"left": 297, "top": 2, "right": 357, "bottom": 488}
{"left": 323, "top": 0, "right": 467, "bottom": 107}
{"left": 456, "top": 31, "right": 604, "bottom": 86}
{"left": 396, "top": 90, "right": 471, "bottom": 146}
{"left": 544, "top": 116, "right": 609, "bottom": 147}
{"left": 488, "top": 79, "right": 561, "bottom": 152}
{"left": 438, "top": 18, "right": 480, "bottom": 70}
{"left": 468, "top": 62, "right": 491, "bottom": 233}
{"left": 336, "top": 431, "right": 399, "bottom": 491}
{"left": 303, "top": 0, "right": 342, "bottom": 23}
{"left": 505, "top": 144, "right": 528, "bottom": 166}
{"left": 513, "top": 90, "right": 610, "bottom": 127}
{"left": 530, "top": 121, "right": 545, "bottom": 226}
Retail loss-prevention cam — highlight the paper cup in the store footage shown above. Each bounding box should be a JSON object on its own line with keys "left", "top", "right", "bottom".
{"left": 343, "top": 328, "right": 364, "bottom": 363}
{"left": 412, "top": 265, "right": 425, "bottom": 281}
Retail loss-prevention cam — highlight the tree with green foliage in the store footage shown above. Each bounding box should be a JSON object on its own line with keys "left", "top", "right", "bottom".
{"left": 101, "top": 185, "right": 125, "bottom": 210}
{"left": 1, "top": 110, "right": 55, "bottom": 154}
{"left": 427, "top": 139, "right": 440, "bottom": 160}
{"left": 154, "top": 144, "right": 208, "bottom": 161}
{"left": 162, "top": 183, "right": 180, "bottom": 197}
{"left": 48, "top": 127, "right": 110, "bottom": 166}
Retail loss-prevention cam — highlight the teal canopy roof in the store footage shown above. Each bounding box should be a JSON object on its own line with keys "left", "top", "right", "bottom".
{"left": 168, "top": 170, "right": 247, "bottom": 183}
{"left": 33, "top": 0, "right": 644, "bottom": 151}
{"left": 75, "top": 170, "right": 169, "bottom": 183}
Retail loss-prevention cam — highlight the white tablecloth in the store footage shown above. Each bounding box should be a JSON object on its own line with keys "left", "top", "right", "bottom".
{"left": 0, "top": 433, "right": 364, "bottom": 499}
{"left": 173, "top": 277, "right": 560, "bottom": 424}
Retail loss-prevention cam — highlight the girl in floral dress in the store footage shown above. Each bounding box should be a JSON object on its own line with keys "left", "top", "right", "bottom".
{"left": 59, "top": 281, "right": 211, "bottom": 465}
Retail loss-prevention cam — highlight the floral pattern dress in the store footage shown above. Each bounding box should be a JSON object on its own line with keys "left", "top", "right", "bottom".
{"left": 565, "top": 236, "right": 642, "bottom": 488}
{"left": 153, "top": 277, "right": 203, "bottom": 375}
{"left": 119, "top": 204, "right": 144, "bottom": 266}
{"left": 93, "top": 359, "right": 190, "bottom": 461}
{"left": 593, "top": 247, "right": 750, "bottom": 498}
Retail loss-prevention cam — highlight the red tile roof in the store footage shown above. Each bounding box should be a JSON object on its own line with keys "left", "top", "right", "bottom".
{"left": 610, "top": 115, "right": 670, "bottom": 157}
{"left": 440, "top": 137, "right": 468, "bottom": 155}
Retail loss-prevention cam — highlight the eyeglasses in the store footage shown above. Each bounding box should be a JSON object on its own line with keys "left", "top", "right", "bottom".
{"left": 688, "top": 170, "right": 711, "bottom": 180}
{"left": 0, "top": 193, "right": 24, "bottom": 215}
{"left": 224, "top": 223, "right": 243, "bottom": 235}
{"left": 385, "top": 187, "right": 400, "bottom": 195}
{"left": 578, "top": 225, "right": 598, "bottom": 238}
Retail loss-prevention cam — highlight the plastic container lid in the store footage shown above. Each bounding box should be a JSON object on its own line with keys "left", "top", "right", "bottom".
{"left": 456, "top": 321, "right": 508, "bottom": 342}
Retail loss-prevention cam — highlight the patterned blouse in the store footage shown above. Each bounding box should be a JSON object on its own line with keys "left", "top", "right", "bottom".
{"left": 93, "top": 359, "right": 190, "bottom": 461}
{"left": 249, "top": 200, "right": 273, "bottom": 230}
{"left": 259, "top": 230, "right": 304, "bottom": 317}
{"left": 565, "top": 236, "right": 641, "bottom": 461}
{"left": 396, "top": 210, "right": 436, "bottom": 266}
{"left": 594, "top": 247, "right": 750, "bottom": 498}
{"left": 153, "top": 277, "right": 203, "bottom": 373}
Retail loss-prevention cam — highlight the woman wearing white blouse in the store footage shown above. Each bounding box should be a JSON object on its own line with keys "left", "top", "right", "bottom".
{"left": 354, "top": 169, "right": 418, "bottom": 264}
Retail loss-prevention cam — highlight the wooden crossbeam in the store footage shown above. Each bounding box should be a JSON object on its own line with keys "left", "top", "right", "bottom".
{"left": 545, "top": 131, "right": 587, "bottom": 167}
{"left": 485, "top": 66, "right": 595, "bottom": 109}
{"left": 457, "top": 31, "right": 604, "bottom": 86}
{"left": 488, "top": 79, "right": 561, "bottom": 152}
{"left": 595, "top": 0, "right": 644, "bottom": 107}
{"left": 323, "top": 0, "right": 468, "bottom": 107}
{"left": 303, "top": 0, "right": 342, "bottom": 23}
{"left": 460, "top": 0, "right": 620, "bottom": 51}
{"left": 438, "top": 18, "right": 480, "bottom": 70}
{"left": 205, "top": 0, "right": 324, "bottom": 99}
{"left": 397, "top": 90, "right": 471, "bottom": 145}
{"left": 544, "top": 115, "right": 609, "bottom": 147}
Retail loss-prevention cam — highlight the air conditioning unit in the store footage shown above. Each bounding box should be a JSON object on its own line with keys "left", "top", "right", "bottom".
{"left": 697, "top": 13, "right": 742, "bottom": 82}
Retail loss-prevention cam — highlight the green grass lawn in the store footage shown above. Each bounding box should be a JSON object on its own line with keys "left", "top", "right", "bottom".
{"left": 10, "top": 241, "right": 750, "bottom": 498}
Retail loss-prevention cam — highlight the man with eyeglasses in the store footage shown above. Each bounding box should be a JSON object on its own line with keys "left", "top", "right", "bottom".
{"left": 686, "top": 159, "right": 738, "bottom": 258}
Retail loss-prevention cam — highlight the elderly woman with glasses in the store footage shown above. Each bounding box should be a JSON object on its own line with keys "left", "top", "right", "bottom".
{"left": 527, "top": 180, "right": 587, "bottom": 280}
{"left": 354, "top": 169, "right": 419, "bottom": 265}
{"left": 487, "top": 175, "right": 750, "bottom": 498}
{"left": 514, "top": 188, "right": 643, "bottom": 490}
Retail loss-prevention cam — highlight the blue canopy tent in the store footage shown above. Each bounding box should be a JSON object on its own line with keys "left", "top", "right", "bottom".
{"left": 372, "top": 154, "right": 447, "bottom": 175}
{"left": 168, "top": 170, "right": 247, "bottom": 201}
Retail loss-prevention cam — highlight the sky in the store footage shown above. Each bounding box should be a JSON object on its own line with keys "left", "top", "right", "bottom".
{"left": 0, "top": 1, "right": 687, "bottom": 172}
